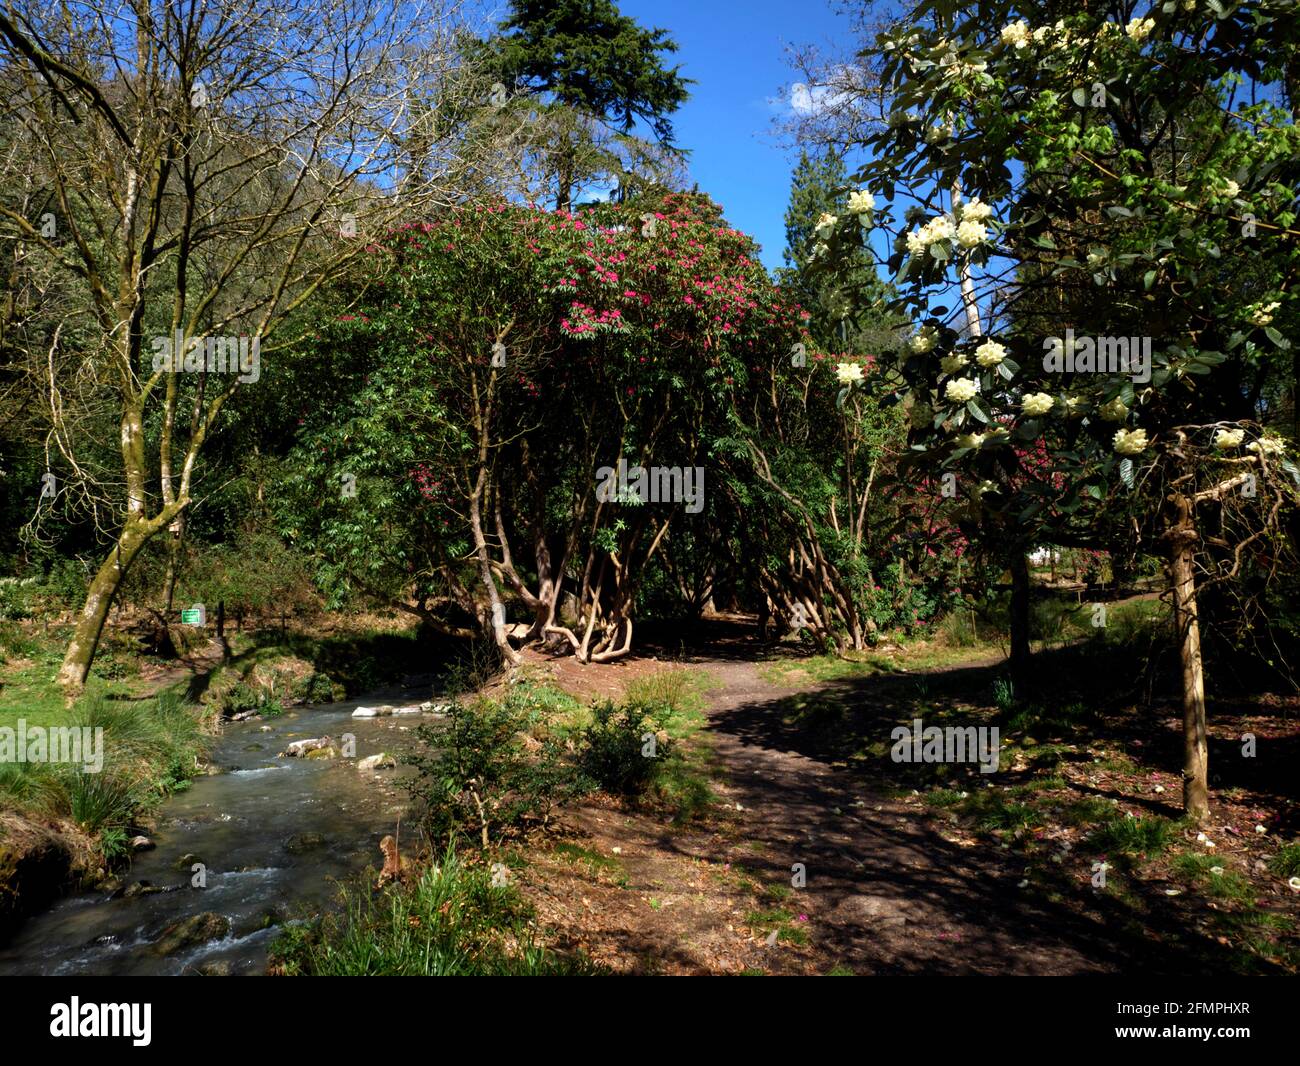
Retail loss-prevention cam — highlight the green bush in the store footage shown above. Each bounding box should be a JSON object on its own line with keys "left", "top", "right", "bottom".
{"left": 405, "top": 698, "right": 578, "bottom": 848}
{"left": 44, "top": 558, "right": 89, "bottom": 609}
{"left": 577, "top": 698, "right": 675, "bottom": 798}
{"left": 65, "top": 771, "right": 136, "bottom": 833}
{"left": 295, "top": 672, "right": 340, "bottom": 705}
{"left": 0, "top": 581, "right": 32, "bottom": 620}
{"left": 223, "top": 680, "right": 284, "bottom": 717}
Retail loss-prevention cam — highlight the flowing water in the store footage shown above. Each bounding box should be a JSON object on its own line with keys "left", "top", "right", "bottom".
{"left": 0, "top": 691, "right": 432, "bottom": 976}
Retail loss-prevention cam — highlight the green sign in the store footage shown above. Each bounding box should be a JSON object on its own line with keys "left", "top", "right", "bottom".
{"left": 181, "top": 608, "right": 203, "bottom": 626}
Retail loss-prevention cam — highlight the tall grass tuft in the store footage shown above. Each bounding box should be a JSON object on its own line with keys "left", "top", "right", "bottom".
{"left": 270, "top": 849, "right": 600, "bottom": 976}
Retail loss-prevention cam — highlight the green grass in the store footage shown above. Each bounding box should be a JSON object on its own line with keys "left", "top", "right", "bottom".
{"left": 759, "top": 638, "right": 997, "bottom": 689}
{"left": 1056, "top": 797, "right": 1120, "bottom": 827}
{"left": 1173, "top": 853, "right": 1256, "bottom": 902}
{"left": 0, "top": 685, "right": 210, "bottom": 855}
{"left": 956, "top": 791, "right": 1045, "bottom": 833}
{"left": 552, "top": 842, "right": 630, "bottom": 886}
{"left": 1085, "top": 815, "right": 1178, "bottom": 859}
{"left": 923, "top": 788, "right": 965, "bottom": 808}
{"left": 745, "top": 907, "right": 809, "bottom": 945}
{"left": 1267, "top": 841, "right": 1300, "bottom": 878}
{"left": 270, "top": 849, "right": 601, "bottom": 975}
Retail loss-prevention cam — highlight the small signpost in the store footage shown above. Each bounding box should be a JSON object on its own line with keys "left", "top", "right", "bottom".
{"left": 181, "top": 603, "right": 206, "bottom": 627}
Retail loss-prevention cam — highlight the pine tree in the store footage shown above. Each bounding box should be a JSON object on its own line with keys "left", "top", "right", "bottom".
{"left": 777, "top": 150, "right": 900, "bottom": 355}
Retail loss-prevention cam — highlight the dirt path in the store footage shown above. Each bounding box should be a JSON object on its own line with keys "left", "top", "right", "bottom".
{"left": 524, "top": 630, "right": 1144, "bottom": 975}
{"left": 698, "top": 656, "right": 1117, "bottom": 975}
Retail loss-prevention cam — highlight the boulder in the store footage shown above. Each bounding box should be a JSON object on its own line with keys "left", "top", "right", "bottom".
{"left": 357, "top": 753, "right": 396, "bottom": 772}
{"left": 832, "top": 894, "right": 911, "bottom": 928}
{"left": 352, "top": 705, "right": 392, "bottom": 718}
{"left": 279, "top": 736, "right": 333, "bottom": 757}
{"left": 152, "top": 912, "right": 230, "bottom": 956}
{"left": 284, "top": 832, "right": 326, "bottom": 854}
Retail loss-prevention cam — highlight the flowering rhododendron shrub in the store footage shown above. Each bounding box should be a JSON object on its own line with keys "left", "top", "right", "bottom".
{"left": 281, "top": 195, "right": 850, "bottom": 659}
{"left": 279, "top": 191, "right": 967, "bottom": 657}
{"left": 811, "top": 0, "right": 1300, "bottom": 820}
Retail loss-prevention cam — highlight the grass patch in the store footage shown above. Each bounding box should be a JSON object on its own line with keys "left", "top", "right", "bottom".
{"left": 270, "top": 850, "right": 600, "bottom": 975}
{"left": 745, "top": 907, "right": 809, "bottom": 945}
{"left": 0, "top": 688, "right": 210, "bottom": 861}
{"left": 955, "top": 791, "right": 1045, "bottom": 833}
{"left": 1267, "top": 841, "right": 1300, "bottom": 878}
{"left": 924, "top": 788, "right": 965, "bottom": 808}
{"left": 552, "top": 842, "right": 629, "bottom": 886}
{"left": 1085, "top": 815, "right": 1177, "bottom": 859}
{"left": 1172, "top": 853, "right": 1256, "bottom": 903}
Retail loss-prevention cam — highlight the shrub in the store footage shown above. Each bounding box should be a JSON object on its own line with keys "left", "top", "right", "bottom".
{"left": 44, "top": 558, "right": 89, "bottom": 609}
{"left": 223, "top": 680, "right": 284, "bottom": 717}
{"left": 405, "top": 698, "right": 577, "bottom": 848}
{"left": 295, "top": 672, "right": 341, "bottom": 705}
{"left": 577, "top": 698, "right": 675, "bottom": 798}
{"left": 0, "top": 581, "right": 32, "bottom": 620}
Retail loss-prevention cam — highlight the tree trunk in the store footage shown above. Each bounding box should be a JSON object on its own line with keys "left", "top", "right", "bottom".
{"left": 57, "top": 521, "right": 150, "bottom": 691}
{"left": 162, "top": 516, "right": 184, "bottom": 614}
{"left": 1008, "top": 551, "right": 1031, "bottom": 672}
{"left": 1169, "top": 492, "right": 1210, "bottom": 823}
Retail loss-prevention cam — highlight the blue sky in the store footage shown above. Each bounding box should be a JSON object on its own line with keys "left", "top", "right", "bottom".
{"left": 613, "top": 0, "right": 858, "bottom": 274}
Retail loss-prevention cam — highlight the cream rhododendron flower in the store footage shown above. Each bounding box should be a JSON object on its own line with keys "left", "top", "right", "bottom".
{"left": 1063, "top": 395, "right": 1087, "bottom": 417}
{"left": 907, "top": 214, "right": 955, "bottom": 254}
{"left": 1222, "top": 179, "right": 1241, "bottom": 198}
{"left": 1022, "top": 392, "right": 1055, "bottom": 416}
{"left": 1113, "top": 427, "right": 1149, "bottom": 455}
{"left": 956, "top": 432, "right": 984, "bottom": 449}
{"left": 927, "top": 215, "right": 954, "bottom": 241}
{"left": 1126, "top": 17, "right": 1155, "bottom": 42}
{"left": 815, "top": 212, "right": 838, "bottom": 236}
{"left": 1213, "top": 428, "right": 1245, "bottom": 449}
{"left": 847, "top": 189, "right": 875, "bottom": 214}
{"left": 909, "top": 326, "right": 938, "bottom": 353}
{"left": 945, "top": 378, "right": 978, "bottom": 403}
{"left": 1100, "top": 397, "right": 1129, "bottom": 421}
{"left": 1247, "top": 436, "right": 1285, "bottom": 456}
{"left": 956, "top": 219, "right": 988, "bottom": 248}
{"left": 1249, "top": 300, "right": 1280, "bottom": 326}
{"left": 961, "top": 198, "right": 992, "bottom": 222}
{"left": 975, "top": 340, "right": 1006, "bottom": 367}
{"left": 940, "top": 353, "right": 968, "bottom": 375}
{"left": 836, "top": 362, "right": 864, "bottom": 385}
{"left": 1001, "top": 21, "right": 1031, "bottom": 49}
